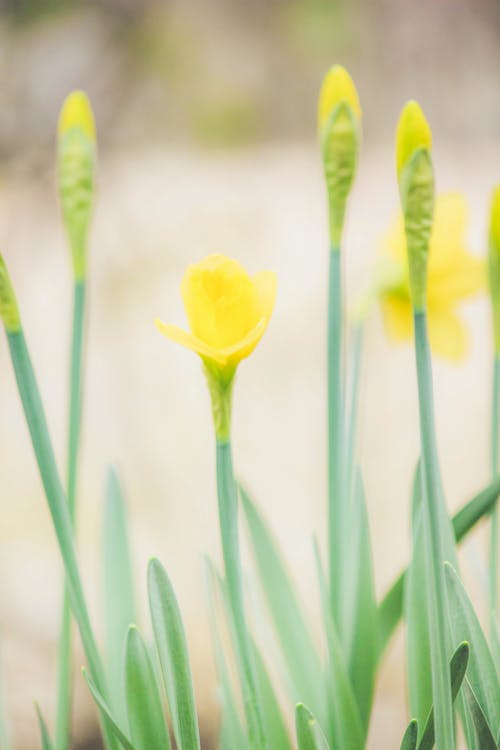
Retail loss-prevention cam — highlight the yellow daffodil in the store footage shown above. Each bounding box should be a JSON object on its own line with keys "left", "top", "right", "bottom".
{"left": 378, "top": 193, "right": 485, "bottom": 361}
{"left": 318, "top": 65, "right": 361, "bottom": 132}
{"left": 156, "top": 254, "right": 276, "bottom": 376}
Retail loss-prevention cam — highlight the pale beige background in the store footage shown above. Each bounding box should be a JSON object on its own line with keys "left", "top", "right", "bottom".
{"left": 0, "top": 0, "right": 499, "bottom": 747}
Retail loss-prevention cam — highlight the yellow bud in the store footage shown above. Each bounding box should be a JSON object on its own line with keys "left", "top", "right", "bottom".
{"left": 318, "top": 65, "right": 361, "bottom": 130}
{"left": 0, "top": 255, "right": 20, "bottom": 333}
{"left": 488, "top": 185, "right": 500, "bottom": 353}
{"left": 396, "top": 100, "right": 432, "bottom": 177}
{"left": 58, "top": 91, "right": 96, "bottom": 142}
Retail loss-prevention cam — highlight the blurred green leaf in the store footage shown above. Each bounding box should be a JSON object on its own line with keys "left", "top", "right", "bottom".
{"left": 314, "top": 542, "right": 364, "bottom": 749}
{"left": 295, "top": 704, "right": 331, "bottom": 750}
{"left": 148, "top": 558, "right": 201, "bottom": 750}
{"left": 252, "top": 641, "right": 293, "bottom": 750}
{"left": 462, "top": 680, "right": 498, "bottom": 750}
{"left": 342, "top": 469, "right": 377, "bottom": 730}
{"left": 125, "top": 626, "right": 172, "bottom": 750}
{"left": 417, "top": 641, "right": 469, "bottom": 750}
{"left": 240, "top": 486, "right": 328, "bottom": 730}
{"left": 83, "top": 669, "right": 136, "bottom": 750}
{"left": 400, "top": 719, "right": 418, "bottom": 750}
{"left": 445, "top": 563, "right": 500, "bottom": 737}
{"left": 103, "top": 467, "right": 136, "bottom": 732}
{"left": 378, "top": 476, "right": 500, "bottom": 657}
{"left": 35, "top": 705, "right": 54, "bottom": 750}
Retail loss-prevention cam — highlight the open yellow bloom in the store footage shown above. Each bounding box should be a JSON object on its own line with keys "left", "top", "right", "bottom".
{"left": 379, "top": 193, "right": 485, "bottom": 361}
{"left": 156, "top": 254, "right": 277, "bottom": 374}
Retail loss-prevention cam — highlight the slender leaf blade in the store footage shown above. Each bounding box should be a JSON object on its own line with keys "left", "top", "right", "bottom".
{"left": 83, "top": 669, "right": 137, "bottom": 750}
{"left": 400, "top": 719, "right": 418, "bottom": 750}
{"left": 295, "top": 704, "right": 331, "bottom": 750}
{"left": 35, "top": 705, "right": 54, "bottom": 750}
{"left": 462, "top": 680, "right": 497, "bottom": 750}
{"left": 148, "top": 558, "right": 201, "bottom": 750}
{"left": 240, "top": 487, "right": 327, "bottom": 729}
{"left": 125, "top": 626, "right": 172, "bottom": 750}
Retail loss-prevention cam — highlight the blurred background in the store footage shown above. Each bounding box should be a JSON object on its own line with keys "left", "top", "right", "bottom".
{"left": 0, "top": 0, "right": 499, "bottom": 747}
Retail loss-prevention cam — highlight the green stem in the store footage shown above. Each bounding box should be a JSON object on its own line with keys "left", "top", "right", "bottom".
{"left": 55, "top": 279, "right": 86, "bottom": 750}
{"left": 6, "top": 329, "right": 117, "bottom": 750}
{"left": 327, "top": 248, "right": 344, "bottom": 627}
{"left": 490, "top": 355, "right": 500, "bottom": 627}
{"left": 413, "top": 311, "right": 455, "bottom": 750}
{"left": 345, "top": 323, "right": 363, "bottom": 504}
{"left": 216, "top": 439, "right": 266, "bottom": 750}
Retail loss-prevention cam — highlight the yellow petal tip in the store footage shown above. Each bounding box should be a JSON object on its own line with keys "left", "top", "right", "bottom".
{"left": 490, "top": 185, "right": 500, "bottom": 252}
{"left": 58, "top": 90, "right": 96, "bottom": 142}
{"left": 318, "top": 65, "right": 361, "bottom": 130}
{"left": 396, "top": 100, "right": 432, "bottom": 177}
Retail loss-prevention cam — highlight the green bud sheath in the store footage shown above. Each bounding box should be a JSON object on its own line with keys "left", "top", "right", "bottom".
{"left": 0, "top": 256, "right": 21, "bottom": 333}
{"left": 321, "top": 102, "right": 359, "bottom": 249}
{"left": 203, "top": 361, "right": 235, "bottom": 443}
{"left": 488, "top": 188, "right": 500, "bottom": 354}
{"left": 58, "top": 128, "right": 95, "bottom": 280}
{"left": 399, "top": 147, "right": 435, "bottom": 311}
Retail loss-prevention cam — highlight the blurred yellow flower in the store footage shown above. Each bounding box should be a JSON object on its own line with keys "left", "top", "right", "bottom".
{"left": 156, "top": 254, "right": 276, "bottom": 374}
{"left": 379, "top": 193, "right": 485, "bottom": 361}
{"left": 396, "top": 100, "right": 432, "bottom": 178}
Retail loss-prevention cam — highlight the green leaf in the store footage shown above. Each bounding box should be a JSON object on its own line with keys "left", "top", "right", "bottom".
{"left": 405, "top": 467, "right": 432, "bottom": 729}
{"left": 35, "top": 705, "right": 54, "bottom": 750}
{"left": 147, "top": 558, "right": 201, "bottom": 750}
{"left": 417, "top": 641, "right": 469, "bottom": 750}
{"left": 342, "top": 470, "right": 377, "bottom": 730}
{"left": 295, "top": 704, "right": 331, "bottom": 750}
{"left": 378, "top": 476, "right": 500, "bottom": 657}
{"left": 125, "top": 626, "right": 172, "bottom": 750}
{"left": 252, "top": 641, "right": 293, "bottom": 750}
{"left": 103, "top": 467, "right": 136, "bottom": 732}
{"left": 444, "top": 563, "right": 500, "bottom": 737}
{"left": 240, "top": 487, "right": 327, "bottom": 730}
{"left": 400, "top": 719, "right": 418, "bottom": 750}
{"left": 462, "top": 680, "right": 498, "bottom": 750}
{"left": 83, "top": 669, "right": 137, "bottom": 750}
{"left": 313, "top": 542, "right": 365, "bottom": 749}
{"left": 204, "top": 559, "right": 249, "bottom": 750}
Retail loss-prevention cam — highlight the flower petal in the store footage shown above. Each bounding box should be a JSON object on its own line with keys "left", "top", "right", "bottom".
{"left": 253, "top": 270, "right": 277, "bottom": 320}
{"left": 155, "top": 319, "right": 227, "bottom": 365}
{"left": 428, "top": 308, "right": 468, "bottom": 362}
{"left": 219, "top": 318, "right": 268, "bottom": 364}
{"left": 428, "top": 251, "right": 485, "bottom": 307}
{"left": 380, "top": 294, "right": 413, "bottom": 342}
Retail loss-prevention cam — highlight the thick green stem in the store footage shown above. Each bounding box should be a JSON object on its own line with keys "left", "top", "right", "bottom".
{"left": 55, "top": 279, "right": 86, "bottom": 750}
{"left": 490, "top": 355, "right": 500, "bottom": 627}
{"left": 413, "top": 311, "right": 455, "bottom": 750}
{"left": 327, "top": 248, "right": 344, "bottom": 627}
{"left": 216, "top": 438, "right": 266, "bottom": 750}
{"left": 6, "top": 329, "right": 117, "bottom": 750}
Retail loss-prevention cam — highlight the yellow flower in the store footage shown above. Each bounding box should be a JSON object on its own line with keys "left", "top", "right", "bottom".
{"left": 156, "top": 254, "right": 277, "bottom": 375}
{"left": 379, "top": 193, "right": 485, "bottom": 361}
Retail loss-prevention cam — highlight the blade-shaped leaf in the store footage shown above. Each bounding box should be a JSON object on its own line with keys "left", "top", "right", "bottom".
{"left": 83, "top": 669, "right": 137, "bottom": 750}
{"left": 148, "top": 558, "right": 201, "bottom": 750}
{"left": 417, "top": 641, "right": 469, "bottom": 750}
{"left": 400, "top": 719, "right": 418, "bottom": 750}
{"left": 125, "top": 626, "right": 172, "bottom": 750}
{"left": 204, "top": 559, "right": 249, "bottom": 750}
{"left": 252, "top": 641, "right": 293, "bottom": 750}
{"left": 103, "top": 467, "right": 136, "bottom": 731}
{"left": 445, "top": 563, "right": 500, "bottom": 737}
{"left": 35, "top": 705, "right": 54, "bottom": 750}
{"left": 378, "top": 477, "right": 500, "bottom": 657}
{"left": 462, "top": 680, "right": 497, "bottom": 750}
{"left": 314, "top": 542, "right": 364, "bottom": 749}
{"left": 342, "top": 469, "right": 377, "bottom": 730}
{"left": 295, "top": 704, "right": 331, "bottom": 750}
{"left": 240, "top": 487, "right": 327, "bottom": 729}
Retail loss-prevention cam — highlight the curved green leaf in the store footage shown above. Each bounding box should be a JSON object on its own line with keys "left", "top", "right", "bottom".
{"left": 35, "top": 705, "right": 54, "bottom": 750}
{"left": 463, "top": 680, "right": 497, "bottom": 750}
{"left": 400, "top": 719, "right": 417, "bottom": 750}
{"left": 295, "top": 704, "right": 331, "bottom": 750}
{"left": 83, "top": 669, "right": 137, "bottom": 750}
{"left": 148, "top": 558, "right": 201, "bottom": 750}
{"left": 125, "top": 626, "right": 171, "bottom": 750}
